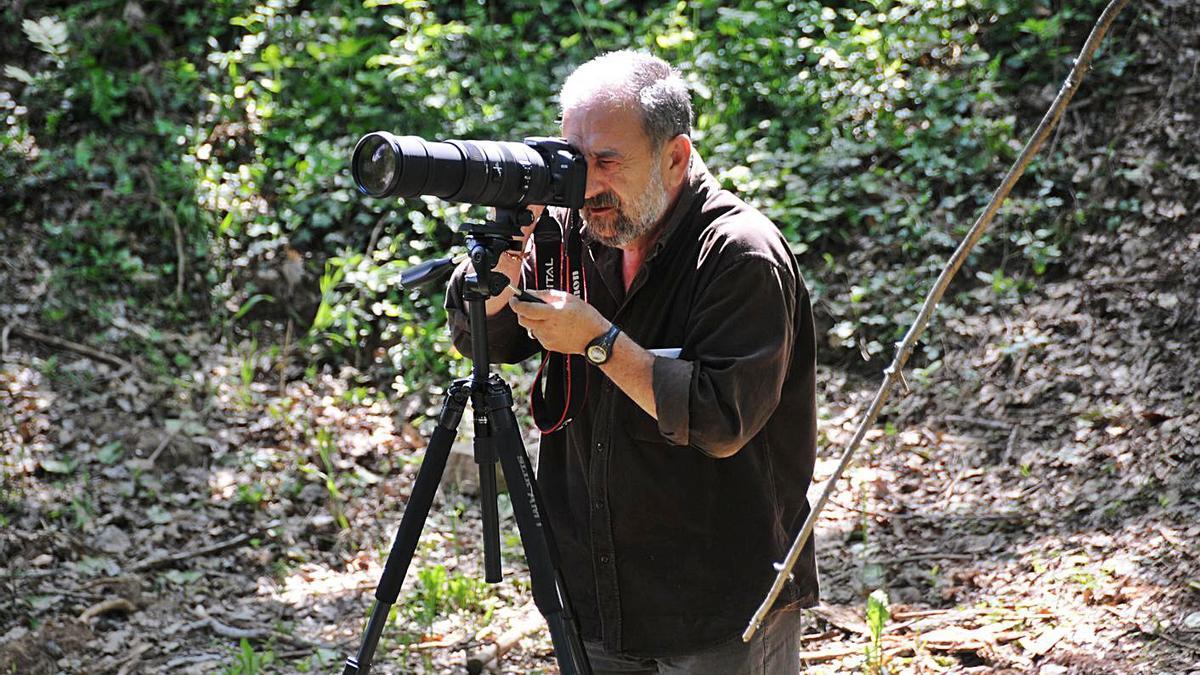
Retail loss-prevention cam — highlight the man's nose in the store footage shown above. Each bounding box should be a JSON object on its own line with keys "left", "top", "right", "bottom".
{"left": 584, "top": 160, "right": 606, "bottom": 200}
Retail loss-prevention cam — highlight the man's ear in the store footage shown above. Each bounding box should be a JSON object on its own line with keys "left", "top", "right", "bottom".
{"left": 666, "top": 134, "right": 691, "bottom": 181}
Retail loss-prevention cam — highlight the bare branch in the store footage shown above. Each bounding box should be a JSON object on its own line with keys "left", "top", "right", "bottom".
{"left": 128, "top": 522, "right": 277, "bottom": 572}
{"left": 7, "top": 324, "right": 134, "bottom": 371}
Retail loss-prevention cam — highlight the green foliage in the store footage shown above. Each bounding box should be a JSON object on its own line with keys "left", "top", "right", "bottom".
{"left": 2, "top": 2, "right": 238, "bottom": 375}
{"left": 2, "top": 0, "right": 1138, "bottom": 386}
{"left": 235, "top": 482, "right": 270, "bottom": 509}
{"left": 300, "top": 427, "right": 350, "bottom": 530}
{"left": 406, "top": 563, "right": 491, "bottom": 629}
{"left": 223, "top": 638, "right": 275, "bottom": 675}
{"left": 864, "top": 588, "right": 891, "bottom": 673}
{"left": 639, "top": 0, "right": 1123, "bottom": 358}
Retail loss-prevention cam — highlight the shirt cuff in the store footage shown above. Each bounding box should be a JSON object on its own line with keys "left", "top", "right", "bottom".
{"left": 652, "top": 356, "right": 693, "bottom": 446}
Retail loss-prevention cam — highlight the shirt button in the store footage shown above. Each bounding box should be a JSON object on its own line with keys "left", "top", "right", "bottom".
{"left": 595, "top": 442, "right": 605, "bottom": 453}
{"left": 593, "top": 499, "right": 604, "bottom": 510}
{"left": 599, "top": 554, "right": 611, "bottom": 564}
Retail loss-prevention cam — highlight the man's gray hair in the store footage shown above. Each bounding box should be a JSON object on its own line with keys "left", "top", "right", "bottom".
{"left": 559, "top": 50, "right": 692, "bottom": 149}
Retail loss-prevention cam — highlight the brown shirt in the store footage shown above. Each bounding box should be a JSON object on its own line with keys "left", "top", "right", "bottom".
{"left": 446, "top": 153, "right": 818, "bottom": 656}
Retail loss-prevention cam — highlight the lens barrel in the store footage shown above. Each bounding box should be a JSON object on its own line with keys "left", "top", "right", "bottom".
{"left": 352, "top": 132, "right": 563, "bottom": 207}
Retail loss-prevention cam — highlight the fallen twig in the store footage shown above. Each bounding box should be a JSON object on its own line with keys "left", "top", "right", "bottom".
{"left": 192, "top": 617, "right": 265, "bottom": 640}
{"left": 79, "top": 574, "right": 140, "bottom": 590}
{"left": 115, "top": 642, "right": 151, "bottom": 675}
{"left": 870, "top": 552, "right": 979, "bottom": 565}
{"left": 798, "top": 639, "right": 908, "bottom": 663}
{"left": 410, "top": 630, "right": 468, "bottom": 651}
{"left": 1101, "top": 605, "right": 1200, "bottom": 654}
{"left": 7, "top": 324, "right": 134, "bottom": 371}
{"left": 942, "top": 414, "right": 1013, "bottom": 431}
{"left": 78, "top": 597, "right": 137, "bottom": 622}
{"left": 890, "top": 608, "right": 950, "bottom": 621}
{"left": 163, "top": 653, "right": 225, "bottom": 669}
{"left": 797, "top": 641, "right": 875, "bottom": 663}
{"left": 799, "top": 628, "right": 840, "bottom": 643}
{"left": 467, "top": 603, "right": 545, "bottom": 674}
{"left": 128, "top": 522, "right": 277, "bottom": 572}
{"left": 186, "top": 616, "right": 336, "bottom": 651}
{"left": 146, "top": 430, "right": 178, "bottom": 465}
{"left": 744, "top": 0, "right": 1135, "bottom": 641}
{"left": 2, "top": 569, "right": 58, "bottom": 579}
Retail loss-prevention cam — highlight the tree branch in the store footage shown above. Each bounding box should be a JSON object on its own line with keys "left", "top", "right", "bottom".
{"left": 743, "top": 0, "right": 1135, "bottom": 642}
{"left": 6, "top": 323, "right": 134, "bottom": 371}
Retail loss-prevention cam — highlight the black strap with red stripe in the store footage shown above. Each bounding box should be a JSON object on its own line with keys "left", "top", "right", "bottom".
{"left": 529, "top": 210, "right": 588, "bottom": 434}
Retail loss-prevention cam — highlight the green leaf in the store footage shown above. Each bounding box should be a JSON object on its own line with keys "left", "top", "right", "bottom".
{"left": 97, "top": 441, "right": 123, "bottom": 465}
{"left": 261, "top": 44, "right": 284, "bottom": 70}
{"left": 40, "top": 458, "right": 76, "bottom": 474}
{"left": 3, "top": 65, "right": 34, "bottom": 84}
{"left": 146, "top": 505, "right": 173, "bottom": 524}
{"left": 72, "top": 555, "right": 119, "bottom": 576}
{"left": 164, "top": 569, "right": 202, "bottom": 585}
{"left": 30, "top": 595, "right": 62, "bottom": 610}
{"left": 866, "top": 588, "right": 890, "bottom": 641}
{"left": 233, "top": 294, "right": 276, "bottom": 321}
{"left": 22, "top": 17, "right": 69, "bottom": 57}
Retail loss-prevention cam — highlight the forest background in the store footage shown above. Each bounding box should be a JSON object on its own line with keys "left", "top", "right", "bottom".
{"left": 2, "top": 0, "right": 1198, "bottom": 673}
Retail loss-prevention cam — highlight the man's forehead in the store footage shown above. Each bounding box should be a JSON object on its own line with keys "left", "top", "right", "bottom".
{"left": 561, "top": 101, "right": 648, "bottom": 156}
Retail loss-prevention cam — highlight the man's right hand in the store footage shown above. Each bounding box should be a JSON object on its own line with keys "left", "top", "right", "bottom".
{"left": 485, "top": 205, "right": 544, "bottom": 316}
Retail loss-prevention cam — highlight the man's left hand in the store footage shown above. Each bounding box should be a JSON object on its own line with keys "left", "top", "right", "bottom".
{"left": 509, "top": 289, "right": 610, "bottom": 355}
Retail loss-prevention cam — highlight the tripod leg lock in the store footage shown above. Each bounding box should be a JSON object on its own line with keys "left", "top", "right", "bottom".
{"left": 439, "top": 379, "right": 472, "bottom": 431}
{"left": 482, "top": 375, "right": 516, "bottom": 427}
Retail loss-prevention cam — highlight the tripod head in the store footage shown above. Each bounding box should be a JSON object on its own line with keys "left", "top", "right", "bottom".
{"left": 391, "top": 207, "right": 534, "bottom": 302}
{"left": 454, "top": 207, "right": 538, "bottom": 390}
{"left": 461, "top": 207, "right": 534, "bottom": 303}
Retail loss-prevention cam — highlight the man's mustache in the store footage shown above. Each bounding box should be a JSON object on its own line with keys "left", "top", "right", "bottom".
{"left": 584, "top": 193, "right": 620, "bottom": 210}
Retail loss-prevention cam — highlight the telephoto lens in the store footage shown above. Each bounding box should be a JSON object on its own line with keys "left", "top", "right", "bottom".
{"left": 351, "top": 132, "right": 586, "bottom": 209}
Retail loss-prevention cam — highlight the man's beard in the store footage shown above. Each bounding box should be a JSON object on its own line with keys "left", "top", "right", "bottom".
{"left": 582, "top": 168, "right": 669, "bottom": 248}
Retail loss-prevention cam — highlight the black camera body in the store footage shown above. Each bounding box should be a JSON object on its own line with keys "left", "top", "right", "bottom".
{"left": 352, "top": 132, "right": 587, "bottom": 210}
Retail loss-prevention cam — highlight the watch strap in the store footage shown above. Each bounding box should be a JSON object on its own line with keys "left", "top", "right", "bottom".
{"left": 586, "top": 324, "right": 621, "bottom": 364}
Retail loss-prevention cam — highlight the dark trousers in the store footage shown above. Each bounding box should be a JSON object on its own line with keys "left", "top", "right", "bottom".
{"left": 582, "top": 610, "right": 803, "bottom": 675}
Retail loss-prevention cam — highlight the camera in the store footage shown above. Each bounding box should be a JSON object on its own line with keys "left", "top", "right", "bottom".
{"left": 351, "top": 132, "right": 587, "bottom": 210}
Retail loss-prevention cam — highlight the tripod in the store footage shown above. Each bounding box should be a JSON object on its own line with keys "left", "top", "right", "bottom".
{"left": 343, "top": 210, "right": 592, "bottom": 675}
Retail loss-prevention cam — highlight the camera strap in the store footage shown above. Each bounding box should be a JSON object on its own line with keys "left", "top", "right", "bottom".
{"left": 529, "top": 209, "right": 589, "bottom": 434}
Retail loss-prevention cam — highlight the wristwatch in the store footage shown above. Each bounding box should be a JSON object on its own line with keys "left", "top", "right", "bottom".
{"left": 585, "top": 324, "right": 621, "bottom": 365}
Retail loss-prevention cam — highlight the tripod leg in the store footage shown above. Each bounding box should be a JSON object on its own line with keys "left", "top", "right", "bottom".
{"left": 483, "top": 377, "right": 593, "bottom": 675}
{"left": 471, "top": 390, "right": 503, "bottom": 583}
{"left": 343, "top": 381, "right": 470, "bottom": 675}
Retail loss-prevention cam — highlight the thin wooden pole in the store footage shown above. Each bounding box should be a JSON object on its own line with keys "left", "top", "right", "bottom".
{"left": 743, "top": 0, "right": 1135, "bottom": 642}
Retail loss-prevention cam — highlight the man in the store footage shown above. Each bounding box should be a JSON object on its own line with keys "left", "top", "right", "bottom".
{"left": 446, "top": 50, "right": 818, "bottom": 673}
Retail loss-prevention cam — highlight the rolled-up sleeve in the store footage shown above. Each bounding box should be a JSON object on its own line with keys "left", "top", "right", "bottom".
{"left": 445, "top": 260, "right": 540, "bottom": 364}
{"left": 651, "top": 255, "right": 797, "bottom": 458}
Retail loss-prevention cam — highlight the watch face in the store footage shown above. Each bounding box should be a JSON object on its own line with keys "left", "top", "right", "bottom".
{"left": 587, "top": 345, "right": 607, "bottom": 364}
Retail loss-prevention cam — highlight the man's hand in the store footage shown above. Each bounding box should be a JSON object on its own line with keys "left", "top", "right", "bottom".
{"left": 509, "top": 289, "right": 610, "bottom": 354}
{"left": 507, "top": 204, "right": 544, "bottom": 253}
{"left": 485, "top": 204, "right": 544, "bottom": 316}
